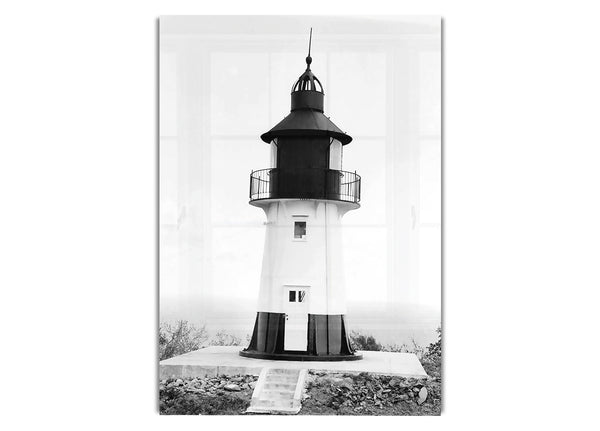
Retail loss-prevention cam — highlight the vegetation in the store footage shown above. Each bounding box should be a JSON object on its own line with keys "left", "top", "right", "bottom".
{"left": 349, "top": 327, "right": 441, "bottom": 360}
{"left": 210, "top": 330, "right": 242, "bottom": 347}
{"left": 348, "top": 332, "right": 383, "bottom": 351}
{"left": 159, "top": 321, "right": 249, "bottom": 360}
{"left": 420, "top": 326, "right": 442, "bottom": 379}
{"left": 159, "top": 321, "right": 209, "bottom": 361}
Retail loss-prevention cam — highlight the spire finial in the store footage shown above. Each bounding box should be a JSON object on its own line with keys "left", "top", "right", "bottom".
{"left": 306, "top": 28, "right": 313, "bottom": 70}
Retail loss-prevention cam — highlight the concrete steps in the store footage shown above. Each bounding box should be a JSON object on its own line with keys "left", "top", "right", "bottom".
{"left": 246, "top": 367, "right": 307, "bottom": 414}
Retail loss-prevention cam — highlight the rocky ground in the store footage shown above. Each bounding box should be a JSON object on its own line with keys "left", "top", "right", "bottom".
{"left": 159, "top": 359, "right": 441, "bottom": 415}
{"left": 299, "top": 369, "right": 440, "bottom": 415}
{"left": 298, "top": 354, "right": 441, "bottom": 415}
{"left": 159, "top": 375, "right": 258, "bottom": 415}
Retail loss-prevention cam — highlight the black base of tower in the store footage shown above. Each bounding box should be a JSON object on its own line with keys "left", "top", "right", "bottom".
{"left": 239, "top": 349, "right": 362, "bottom": 361}
{"left": 240, "top": 311, "right": 362, "bottom": 361}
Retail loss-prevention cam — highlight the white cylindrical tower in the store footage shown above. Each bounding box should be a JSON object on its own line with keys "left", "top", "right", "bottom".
{"left": 241, "top": 42, "right": 362, "bottom": 361}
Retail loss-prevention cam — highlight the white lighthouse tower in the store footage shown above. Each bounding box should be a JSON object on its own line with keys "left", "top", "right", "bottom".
{"left": 241, "top": 35, "right": 362, "bottom": 361}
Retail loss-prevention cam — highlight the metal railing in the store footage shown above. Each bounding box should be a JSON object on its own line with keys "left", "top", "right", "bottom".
{"left": 249, "top": 168, "right": 275, "bottom": 201}
{"left": 249, "top": 168, "right": 361, "bottom": 204}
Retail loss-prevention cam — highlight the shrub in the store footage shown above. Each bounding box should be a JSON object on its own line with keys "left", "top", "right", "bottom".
{"left": 210, "top": 330, "right": 242, "bottom": 346}
{"left": 349, "top": 331, "right": 383, "bottom": 351}
{"left": 422, "top": 326, "right": 441, "bottom": 362}
{"left": 421, "top": 326, "right": 442, "bottom": 378}
{"left": 159, "top": 320, "right": 208, "bottom": 360}
{"left": 382, "top": 339, "right": 425, "bottom": 357}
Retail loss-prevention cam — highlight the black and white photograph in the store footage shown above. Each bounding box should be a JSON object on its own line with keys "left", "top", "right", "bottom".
{"left": 159, "top": 15, "right": 441, "bottom": 415}
{"left": 3, "top": 2, "right": 600, "bottom": 429}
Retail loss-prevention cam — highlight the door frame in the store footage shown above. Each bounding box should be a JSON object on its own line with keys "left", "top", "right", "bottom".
{"left": 282, "top": 285, "right": 310, "bottom": 351}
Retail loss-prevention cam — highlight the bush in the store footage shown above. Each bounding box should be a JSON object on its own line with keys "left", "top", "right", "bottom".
{"left": 383, "top": 339, "right": 425, "bottom": 357}
{"left": 159, "top": 320, "right": 208, "bottom": 360}
{"left": 421, "top": 326, "right": 441, "bottom": 378}
{"left": 210, "top": 330, "right": 242, "bottom": 346}
{"left": 423, "top": 326, "right": 441, "bottom": 361}
{"left": 349, "top": 331, "right": 383, "bottom": 351}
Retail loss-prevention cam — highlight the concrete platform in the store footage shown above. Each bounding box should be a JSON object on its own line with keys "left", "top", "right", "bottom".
{"left": 160, "top": 346, "right": 428, "bottom": 379}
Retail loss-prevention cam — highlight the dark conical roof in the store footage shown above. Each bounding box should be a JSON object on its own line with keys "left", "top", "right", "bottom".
{"left": 260, "top": 35, "right": 352, "bottom": 145}
{"left": 260, "top": 109, "right": 352, "bottom": 144}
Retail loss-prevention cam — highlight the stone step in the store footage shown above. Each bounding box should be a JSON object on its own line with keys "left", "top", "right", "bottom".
{"left": 246, "top": 368, "right": 307, "bottom": 415}
{"left": 245, "top": 405, "right": 300, "bottom": 415}
{"left": 266, "top": 368, "right": 300, "bottom": 376}
{"left": 263, "top": 382, "right": 297, "bottom": 391}
{"left": 259, "top": 389, "right": 295, "bottom": 399}
{"left": 252, "top": 398, "right": 295, "bottom": 409}
{"left": 263, "top": 375, "right": 298, "bottom": 384}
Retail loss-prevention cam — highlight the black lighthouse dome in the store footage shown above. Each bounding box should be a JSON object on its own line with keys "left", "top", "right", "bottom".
{"left": 292, "top": 57, "right": 323, "bottom": 92}
{"left": 250, "top": 30, "right": 361, "bottom": 206}
{"left": 289, "top": 55, "right": 324, "bottom": 111}
{"left": 260, "top": 53, "right": 352, "bottom": 145}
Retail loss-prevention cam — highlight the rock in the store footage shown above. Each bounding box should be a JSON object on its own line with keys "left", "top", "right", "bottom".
{"left": 327, "top": 376, "right": 354, "bottom": 390}
{"left": 398, "top": 394, "right": 409, "bottom": 401}
{"left": 224, "top": 384, "right": 242, "bottom": 392}
{"left": 341, "top": 381, "right": 354, "bottom": 390}
{"left": 418, "top": 387, "right": 428, "bottom": 405}
{"left": 175, "top": 379, "right": 184, "bottom": 386}
{"left": 249, "top": 381, "right": 256, "bottom": 389}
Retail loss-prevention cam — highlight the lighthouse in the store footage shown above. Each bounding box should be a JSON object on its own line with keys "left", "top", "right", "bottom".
{"left": 241, "top": 32, "right": 362, "bottom": 361}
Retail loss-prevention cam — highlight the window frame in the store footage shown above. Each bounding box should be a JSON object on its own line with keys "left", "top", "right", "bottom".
{"left": 292, "top": 216, "right": 308, "bottom": 241}
{"left": 287, "top": 289, "right": 307, "bottom": 303}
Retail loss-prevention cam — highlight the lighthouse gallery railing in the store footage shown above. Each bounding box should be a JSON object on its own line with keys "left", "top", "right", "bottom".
{"left": 249, "top": 168, "right": 361, "bottom": 204}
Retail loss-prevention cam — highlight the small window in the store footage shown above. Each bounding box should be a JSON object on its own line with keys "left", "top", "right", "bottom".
{"left": 294, "top": 221, "right": 307, "bottom": 239}
{"left": 288, "top": 290, "right": 296, "bottom": 302}
{"left": 298, "top": 290, "right": 306, "bottom": 303}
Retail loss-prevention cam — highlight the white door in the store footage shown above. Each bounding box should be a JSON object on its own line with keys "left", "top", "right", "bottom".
{"left": 283, "top": 286, "right": 309, "bottom": 351}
